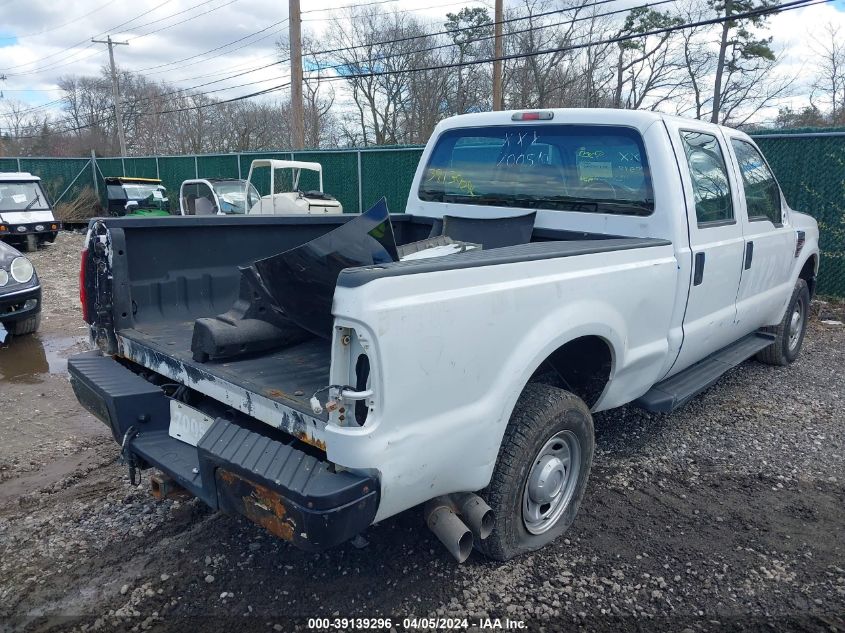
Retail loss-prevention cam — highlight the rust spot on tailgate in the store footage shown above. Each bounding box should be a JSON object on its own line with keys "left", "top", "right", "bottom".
{"left": 216, "top": 469, "right": 296, "bottom": 541}
{"left": 295, "top": 432, "right": 327, "bottom": 452}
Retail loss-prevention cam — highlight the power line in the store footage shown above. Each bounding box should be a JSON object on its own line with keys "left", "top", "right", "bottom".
{"left": 6, "top": 0, "right": 827, "bottom": 139}
{"left": 3, "top": 0, "right": 239, "bottom": 77}
{"left": 125, "top": 0, "right": 241, "bottom": 43}
{"left": 96, "top": 0, "right": 634, "bottom": 106}
{"left": 305, "top": 0, "right": 624, "bottom": 56}
{"left": 130, "top": 17, "right": 289, "bottom": 74}
{"left": 310, "top": 0, "right": 825, "bottom": 82}
{"left": 306, "top": 0, "right": 678, "bottom": 77}
{"left": 0, "top": 0, "right": 120, "bottom": 41}
{"left": 0, "top": 0, "right": 174, "bottom": 73}
{"left": 0, "top": 0, "right": 734, "bottom": 120}
{"left": 301, "top": 0, "right": 398, "bottom": 13}
{"left": 303, "top": 0, "right": 489, "bottom": 23}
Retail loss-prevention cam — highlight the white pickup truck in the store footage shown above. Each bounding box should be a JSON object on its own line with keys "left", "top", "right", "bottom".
{"left": 69, "top": 109, "right": 819, "bottom": 562}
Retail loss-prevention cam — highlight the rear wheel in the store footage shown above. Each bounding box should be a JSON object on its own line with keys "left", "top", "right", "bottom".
{"left": 756, "top": 279, "right": 809, "bottom": 366}
{"left": 477, "top": 383, "right": 594, "bottom": 561}
{"left": 10, "top": 314, "right": 40, "bottom": 336}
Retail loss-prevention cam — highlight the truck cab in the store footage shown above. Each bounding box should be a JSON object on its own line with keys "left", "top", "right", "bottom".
{"left": 69, "top": 109, "right": 819, "bottom": 563}
{"left": 0, "top": 172, "right": 60, "bottom": 251}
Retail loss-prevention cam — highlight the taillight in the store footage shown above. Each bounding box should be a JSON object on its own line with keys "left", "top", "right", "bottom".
{"left": 80, "top": 247, "right": 90, "bottom": 323}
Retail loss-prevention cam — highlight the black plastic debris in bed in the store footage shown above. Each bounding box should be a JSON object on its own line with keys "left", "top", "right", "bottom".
{"left": 190, "top": 198, "right": 398, "bottom": 362}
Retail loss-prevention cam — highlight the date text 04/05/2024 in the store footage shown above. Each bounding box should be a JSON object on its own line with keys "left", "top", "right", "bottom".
{"left": 306, "top": 617, "right": 528, "bottom": 630}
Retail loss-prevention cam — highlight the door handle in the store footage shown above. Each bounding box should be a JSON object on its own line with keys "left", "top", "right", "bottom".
{"left": 693, "top": 252, "right": 706, "bottom": 286}
{"left": 744, "top": 241, "right": 754, "bottom": 270}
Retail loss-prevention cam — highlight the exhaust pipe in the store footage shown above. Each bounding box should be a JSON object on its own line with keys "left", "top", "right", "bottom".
{"left": 424, "top": 497, "right": 473, "bottom": 563}
{"left": 424, "top": 493, "right": 494, "bottom": 563}
{"left": 453, "top": 493, "right": 494, "bottom": 541}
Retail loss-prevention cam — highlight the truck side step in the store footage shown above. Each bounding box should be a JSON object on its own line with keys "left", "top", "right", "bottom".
{"left": 634, "top": 331, "right": 776, "bottom": 412}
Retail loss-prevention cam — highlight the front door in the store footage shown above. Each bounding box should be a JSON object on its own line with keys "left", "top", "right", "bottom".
{"left": 667, "top": 124, "right": 746, "bottom": 376}
{"left": 725, "top": 135, "right": 796, "bottom": 331}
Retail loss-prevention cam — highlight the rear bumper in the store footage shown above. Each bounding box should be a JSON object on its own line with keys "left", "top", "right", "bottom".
{"left": 68, "top": 351, "right": 378, "bottom": 551}
{"left": 0, "top": 285, "right": 41, "bottom": 323}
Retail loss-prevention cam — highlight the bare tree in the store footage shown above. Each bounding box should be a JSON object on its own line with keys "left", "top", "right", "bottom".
{"left": 810, "top": 22, "right": 845, "bottom": 125}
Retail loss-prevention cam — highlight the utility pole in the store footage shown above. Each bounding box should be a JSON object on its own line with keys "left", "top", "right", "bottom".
{"left": 492, "top": 0, "right": 503, "bottom": 111}
{"left": 92, "top": 36, "right": 129, "bottom": 156}
{"left": 289, "top": 0, "right": 305, "bottom": 149}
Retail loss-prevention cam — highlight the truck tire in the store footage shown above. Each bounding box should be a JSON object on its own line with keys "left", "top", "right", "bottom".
{"left": 10, "top": 314, "right": 40, "bottom": 336}
{"left": 756, "top": 279, "right": 809, "bottom": 366}
{"left": 477, "top": 383, "right": 594, "bottom": 561}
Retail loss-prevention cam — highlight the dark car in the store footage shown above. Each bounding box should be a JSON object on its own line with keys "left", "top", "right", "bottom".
{"left": 0, "top": 240, "right": 41, "bottom": 342}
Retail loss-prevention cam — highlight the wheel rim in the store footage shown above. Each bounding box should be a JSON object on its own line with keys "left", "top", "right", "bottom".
{"left": 788, "top": 296, "right": 805, "bottom": 352}
{"left": 522, "top": 430, "right": 581, "bottom": 535}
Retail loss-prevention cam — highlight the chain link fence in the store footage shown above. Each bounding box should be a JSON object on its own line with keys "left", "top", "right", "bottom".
{"left": 2, "top": 132, "right": 843, "bottom": 295}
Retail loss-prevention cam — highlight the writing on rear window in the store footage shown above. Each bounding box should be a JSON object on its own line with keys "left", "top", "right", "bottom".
{"left": 419, "top": 124, "right": 654, "bottom": 216}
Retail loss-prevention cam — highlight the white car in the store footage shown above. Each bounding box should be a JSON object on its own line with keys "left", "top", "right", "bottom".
{"left": 0, "top": 172, "right": 60, "bottom": 251}
{"left": 70, "top": 108, "right": 819, "bottom": 563}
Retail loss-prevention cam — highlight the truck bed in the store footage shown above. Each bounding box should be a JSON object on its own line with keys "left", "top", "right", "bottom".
{"left": 92, "top": 213, "right": 663, "bottom": 439}
{"left": 118, "top": 321, "right": 331, "bottom": 420}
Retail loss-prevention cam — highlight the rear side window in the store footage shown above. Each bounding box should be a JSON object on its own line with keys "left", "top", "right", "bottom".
{"left": 418, "top": 124, "right": 654, "bottom": 216}
{"left": 730, "top": 139, "right": 782, "bottom": 226}
{"left": 680, "top": 131, "right": 733, "bottom": 225}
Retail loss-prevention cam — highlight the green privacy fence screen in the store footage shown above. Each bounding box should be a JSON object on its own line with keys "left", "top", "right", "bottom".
{"left": 3, "top": 132, "right": 843, "bottom": 295}
{"left": 754, "top": 133, "right": 844, "bottom": 297}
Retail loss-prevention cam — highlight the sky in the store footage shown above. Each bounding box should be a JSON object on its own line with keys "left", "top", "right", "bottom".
{"left": 1, "top": 0, "right": 845, "bottom": 122}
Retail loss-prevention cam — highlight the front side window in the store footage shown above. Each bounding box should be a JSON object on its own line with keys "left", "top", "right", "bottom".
{"left": 0, "top": 181, "right": 50, "bottom": 210}
{"left": 418, "top": 124, "right": 654, "bottom": 216}
{"left": 730, "top": 139, "right": 782, "bottom": 225}
{"left": 680, "top": 131, "right": 733, "bottom": 225}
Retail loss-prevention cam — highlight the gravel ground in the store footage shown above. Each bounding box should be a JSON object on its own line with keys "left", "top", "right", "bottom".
{"left": 1, "top": 232, "right": 843, "bottom": 633}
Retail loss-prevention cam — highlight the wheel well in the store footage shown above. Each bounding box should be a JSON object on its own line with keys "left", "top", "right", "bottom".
{"left": 529, "top": 336, "right": 613, "bottom": 409}
{"left": 799, "top": 256, "right": 817, "bottom": 298}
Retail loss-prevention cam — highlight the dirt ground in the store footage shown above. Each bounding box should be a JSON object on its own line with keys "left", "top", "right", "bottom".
{"left": 1, "top": 232, "right": 843, "bottom": 633}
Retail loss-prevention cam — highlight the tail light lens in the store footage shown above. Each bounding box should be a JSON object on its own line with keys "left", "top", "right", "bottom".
{"left": 80, "top": 248, "right": 90, "bottom": 323}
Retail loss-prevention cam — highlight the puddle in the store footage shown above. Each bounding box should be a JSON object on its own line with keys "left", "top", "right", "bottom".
{"left": 0, "top": 334, "right": 88, "bottom": 383}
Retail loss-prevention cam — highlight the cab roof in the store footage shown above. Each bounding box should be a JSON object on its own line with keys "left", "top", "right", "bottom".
{"left": 0, "top": 172, "right": 40, "bottom": 182}
{"left": 434, "top": 108, "right": 745, "bottom": 137}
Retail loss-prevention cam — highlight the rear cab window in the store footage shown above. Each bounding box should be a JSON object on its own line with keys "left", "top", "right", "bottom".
{"left": 418, "top": 124, "right": 654, "bottom": 216}
{"left": 679, "top": 131, "right": 734, "bottom": 226}
{"left": 730, "top": 139, "right": 783, "bottom": 226}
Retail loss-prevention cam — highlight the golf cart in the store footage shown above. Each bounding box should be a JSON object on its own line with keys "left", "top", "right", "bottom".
{"left": 0, "top": 172, "right": 60, "bottom": 252}
{"left": 246, "top": 159, "right": 343, "bottom": 215}
{"left": 105, "top": 177, "right": 171, "bottom": 217}
{"left": 179, "top": 179, "right": 261, "bottom": 216}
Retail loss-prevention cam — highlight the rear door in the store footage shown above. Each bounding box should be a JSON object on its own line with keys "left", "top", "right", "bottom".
{"left": 665, "top": 122, "right": 746, "bottom": 375}
{"left": 724, "top": 135, "right": 795, "bottom": 330}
